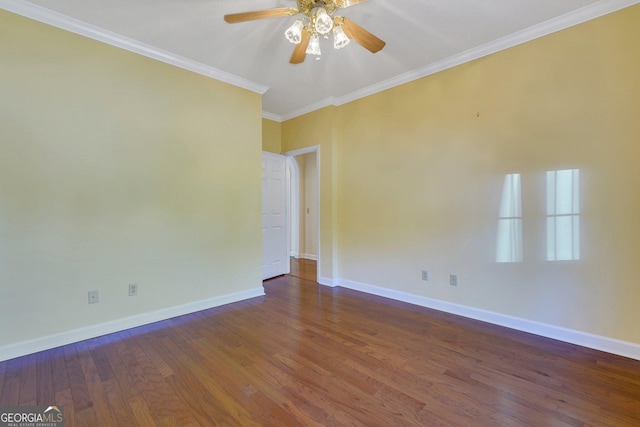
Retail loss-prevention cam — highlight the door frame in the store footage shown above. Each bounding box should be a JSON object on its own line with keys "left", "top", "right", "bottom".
{"left": 283, "top": 145, "right": 320, "bottom": 283}
{"left": 287, "top": 156, "right": 300, "bottom": 259}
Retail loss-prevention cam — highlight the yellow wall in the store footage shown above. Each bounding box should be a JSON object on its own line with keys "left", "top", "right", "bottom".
{"left": 284, "top": 5, "right": 640, "bottom": 344}
{"left": 282, "top": 107, "right": 338, "bottom": 282}
{"left": 0, "top": 11, "right": 263, "bottom": 349}
{"left": 291, "top": 152, "right": 319, "bottom": 259}
{"left": 262, "top": 119, "right": 282, "bottom": 153}
{"left": 293, "top": 155, "right": 307, "bottom": 257}
{"left": 3, "top": 3, "right": 638, "bottom": 354}
{"left": 302, "top": 152, "right": 318, "bottom": 259}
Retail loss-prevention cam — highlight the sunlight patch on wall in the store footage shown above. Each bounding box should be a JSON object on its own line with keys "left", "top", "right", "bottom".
{"left": 546, "top": 169, "right": 580, "bottom": 261}
{"left": 496, "top": 173, "right": 523, "bottom": 263}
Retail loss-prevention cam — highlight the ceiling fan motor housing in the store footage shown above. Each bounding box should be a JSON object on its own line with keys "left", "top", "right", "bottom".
{"left": 298, "top": 0, "right": 338, "bottom": 16}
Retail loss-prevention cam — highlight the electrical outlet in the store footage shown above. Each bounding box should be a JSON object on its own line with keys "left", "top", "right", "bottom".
{"left": 421, "top": 270, "right": 428, "bottom": 281}
{"left": 129, "top": 283, "right": 138, "bottom": 297}
{"left": 449, "top": 274, "right": 458, "bottom": 286}
{"left": 88, "top": 290, "right": 99, "bottom": 304}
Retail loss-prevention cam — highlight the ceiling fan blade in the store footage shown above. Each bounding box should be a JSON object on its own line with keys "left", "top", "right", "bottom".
{"left": 341, "top": 17, "right": 385, "bottom": 53}
{"left": 224, "top": 7, "right": 297, "bottom": 23}
{"left": 335, "top": 0, "right": 367, "bottom": 8}
{"left": 290, "top": 30, "right": 311, "bottom": 64}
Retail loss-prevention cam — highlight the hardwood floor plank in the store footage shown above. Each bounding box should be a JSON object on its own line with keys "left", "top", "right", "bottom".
{"left": 128, "top": 394, "right": 158, "bottom": 427}
{"left": 50, "top": 346, "right": 71, "bottom": 394}
{"left": 75, "top": 406, "right": 99, "bottom": 427}
{"left": 441, "top": 367, "right": 580, "bottom": 426}
{"left": 199, "top": 334, "right": 314, "bottom": 426}
{"left": 102, "top": 377, "right": 138, "bottom": 426}
{"left": 56, "top": 388, "right": 77, "bottom": 427}
{"left": 163, "top": 318, "right": 207, "bottom": 364}
{"left": 36, "top": 350, "right": 56, "bottom": 405}
{"left": 188, "top": 338, "right": 280, "bottom": 426}
{"left": 137, "top": 339, "right": 174, "bottom": 378}
{"left": 119, "top": 331, "right": 197, "bottom": 426}
{"left": 17, "top": 353, "right": 37, "bottom": 405}
{"left": 267, "top": 352, "right": 364, "bottom": 426}
{"left": 87, "top": 336, "right": 116, "bottom": 382}
{"left": 3, "top": 260, "right": 640, "bottom": 426}
{"left": 98, "top": 334, "right": 140, "bottom": 401}
{"left": 75, "top": 341, "right": 119, "bottom": 427}
{"left": 140, "top": 334, "right": 237, "bottom": 426}
{"left": 289, "top": 257, "right": 317, "bottom": 281}
{"left": 62, "top": 343, "right": 93, "bottom": 412}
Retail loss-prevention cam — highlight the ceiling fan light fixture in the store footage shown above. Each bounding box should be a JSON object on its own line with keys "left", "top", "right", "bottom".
{"left": 285, "top": 19, "right": 304, "bottom": 44}
{"left": 306, "top": 34, "right": 322, "bottom": 56}
{"left": 333, "top": 25, "right": 350, "bottom": 49}
{"left": 224, "top": 0, "right": 386, "bottom": 64}
{"left": 314, "top": 8, "right": 334, "bottom": 35}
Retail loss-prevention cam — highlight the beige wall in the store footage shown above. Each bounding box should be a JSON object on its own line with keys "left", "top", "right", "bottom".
{"left": 0, "top": 11, "right": 263, "bottom": 349}
{"left": 262, "top": 119, "right": 282, "bottom": 153}
{"left": 284, "top": 5, "right": 640, "bottom": 344}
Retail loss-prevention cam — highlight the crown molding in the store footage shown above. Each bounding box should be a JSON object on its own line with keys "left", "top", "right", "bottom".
{"left": 279, "top": 96, "right": 338, "bottom": 122}
{"left": 0, "top": 0, "right": 269, "bottom": 95}
{"left": 275, "top": 0, "right": 640, "bottom": 121}
{"left": 261, "top": 111, "right": 282, "bottom": 122}
{"left": 3, "top": 0, "right": 637, "bottom": 121}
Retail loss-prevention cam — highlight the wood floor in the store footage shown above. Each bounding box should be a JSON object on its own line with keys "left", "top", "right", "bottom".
{"left": 2, "top": 259, "right": 640, "bottom": 426}
{"left": 288, "top": 257, "right": 317, "bottom": 282}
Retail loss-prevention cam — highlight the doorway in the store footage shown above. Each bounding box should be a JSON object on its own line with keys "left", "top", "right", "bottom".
{"left": 285, "top": 146, "right": 320, "bottom": 283}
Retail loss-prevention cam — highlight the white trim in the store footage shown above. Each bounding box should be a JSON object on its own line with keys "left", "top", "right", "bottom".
{"left": 287, "top": 157, "right": 300, "bottom": 260}
{"left": 0, "top": 0, "right": 268, "bottom": 95}
{"left": 300, "top": 253, "right": 318, "bottom": 261}
{"left": 332, "top": 0, "right": 640, "bottom": 111}
{"left": 5, "top": 0, "right": 635, "bottom": 120}
{"left": 0, "top": 287, "right": 265, "bottom": 362}
{"left": 285, "top": 156, "right": 294, "bottom": 274}
{"left": 262, "top": 111, "right": 282, "bottom": 122}
{"left": 275, "top": 0, "right": 640, "bottom": 121}
{"left": 283, "top": 145, "right": 321, "bottom": 158}
{"left": 318, "top": 276, "right": 336, "bottom": 287}
{"left": 279, "top": 97, "right": 338, "bottom": 122}
{"left": 337, "top": 278, "right": 640, "bottom": 361}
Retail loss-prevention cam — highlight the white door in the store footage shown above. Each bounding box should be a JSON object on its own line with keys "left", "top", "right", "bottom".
{"left": 262, "top": 152, "right": 289, "bottom": 279}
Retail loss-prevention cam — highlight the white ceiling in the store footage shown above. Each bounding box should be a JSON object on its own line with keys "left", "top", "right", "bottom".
{"left": 3, "top": 0, "right": 637, "bottom": 120}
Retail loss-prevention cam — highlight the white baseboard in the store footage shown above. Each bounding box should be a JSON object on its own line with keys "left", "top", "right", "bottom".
{"left": 300, "top": 253, "right": 318, "bottom": 261}
{"left": 0, "top": 287, "right": 265, "bottom": 362}
{"left": 318, "top": 276, "right": 336, "bottom": 287}
{"left": 337, "top": 278, "right": 640, "bottom": 361}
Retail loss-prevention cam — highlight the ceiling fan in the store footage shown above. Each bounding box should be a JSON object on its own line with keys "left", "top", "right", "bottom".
{"left": 224, "top": 0, "right": 386, "bottom": 64}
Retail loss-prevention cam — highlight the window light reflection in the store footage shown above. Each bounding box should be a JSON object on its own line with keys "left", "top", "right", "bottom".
{"left": 496, "top": 173, "right": 523, "bottom": 263}
{"left": 546, "top": 169, "right": 580, "bottom": 261}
